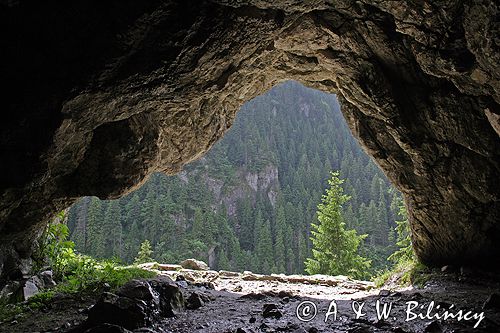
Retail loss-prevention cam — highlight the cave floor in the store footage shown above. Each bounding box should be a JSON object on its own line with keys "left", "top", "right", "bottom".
{"left": 1, "top": 268, "right": 500, "bottom": 333}
{"left": 160, "top": 269, "right": 500, "bottom": 333}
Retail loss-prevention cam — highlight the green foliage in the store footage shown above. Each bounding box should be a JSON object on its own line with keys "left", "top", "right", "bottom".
{"left": 1, "top": 217, "right": 156, "bottom": 326}
{"left": 0, "top": 303, "right": 24, "bottom": 323}
{"left": 374, "top": 201, "right": 425, "bottom": 287}
{"left": 25, "top": 291, "right": 56, "bottom": 310}
{"left": 0, "top": 292, "right": 57, "bottom": 323}
{"left": 134, "top": 240, "right": 154, "bottom": 265}
{"left": 217, "top": 249, "right": 231, "bottom": 271}
{"left": 36, "top": 212, "right": 76, "bottom": 280}
{"left": 305, "top": 172, "right": 371, "bottom": 279}
{"left": 374, "top": 260, "right": 429, "bottom": 288}
{"left": 38, "top": 213, "right": 156, "bottom": 294}
{"left": 388, "top": 198, "right": 415, "bottom": 264}
{"left": 373, "top": 269, "right": 393, "bottom": 288}
{"left": 57, "top": 259, "right": 156, "bottom": 293}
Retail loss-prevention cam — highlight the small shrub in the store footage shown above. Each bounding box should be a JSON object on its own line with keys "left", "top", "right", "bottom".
{"left": 35, "top": 211, "right": 76, "bottom": 280}
{"left": 374, "top": 269, "right": 393, "bottom": 288}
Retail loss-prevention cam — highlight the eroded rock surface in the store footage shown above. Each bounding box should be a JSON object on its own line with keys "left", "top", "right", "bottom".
{"left": 1, "top": 0, "right": 499, "bottom": 283}
{"left": 85, "top": 277, "right": 183, "bottom": 331}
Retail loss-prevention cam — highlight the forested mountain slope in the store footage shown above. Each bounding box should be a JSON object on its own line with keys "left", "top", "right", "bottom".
{"left": 68, "top": 81, "right": 400, "bottom": 275}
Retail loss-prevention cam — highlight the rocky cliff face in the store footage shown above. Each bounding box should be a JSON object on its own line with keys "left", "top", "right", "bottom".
{"left": 199, "top": 160, "right": 279, "bottom": 217}
{"left": 1, "top": 0, "right": 499, "bottom": 283}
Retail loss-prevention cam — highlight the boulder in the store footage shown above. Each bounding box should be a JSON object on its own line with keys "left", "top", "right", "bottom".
{"left": 117, "top": 279, "right": 157, "bottom": 303}
{"left": 148, "top": 275, "right": 184, "bottom": 317}
{"left": 186, "top": 292, "right": 205, "bottom": 310}
{"left": 86, "top": 277, "right": 183, "bottom": 330}
{"left": 0, "top": 281, "right": 21, "bottom": 303}
{"left": 180, "top": 259, "right": 209, "bottom": 271}
{"left": 136, "top": 262, "right": 158, "bottom": 270}
{"left": 38, "top": 270, "right": 56, "bottom": 288}
{"left": 22, "top": 276, "right": 42, "bottom": 300}
{"left": 483, "top": 293, "right": 500, "bottom": 310}
{"left": 219, "top": 270, "right": 240, "bottom": 278}
{"left": 156, "top": 264, "right": 183, "bottom": 271}
{"left": 87, "top": 291, "right": 152, "bottom": 330}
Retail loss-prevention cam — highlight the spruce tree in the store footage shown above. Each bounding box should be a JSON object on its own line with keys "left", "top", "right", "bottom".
{"left": 256, "top": 219, "right": 273, "bottom": 273}
{"left": 134, "top": 240, "right": 154, "bottom": 264}
{"left": 217, "top": 249, "right": 231, "bottom": 270}
{"left": 86, "top": 197, "right": 105, "bottom": 258}
{"left": 305, "top": 172, "right": 371, "bottom": 279}
{"left": 388, "top": 199, "right": 415, "bottom": 264}
{"left": 274, "top": 205, "right": 286, "bottom": 273}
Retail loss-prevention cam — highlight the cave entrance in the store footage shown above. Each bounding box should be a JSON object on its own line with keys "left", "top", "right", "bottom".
{"left": 65, "top": 81, "right": 401, "bottom": 277}
{"left": 2, "top": 0, "right": 499, "bottom": 288}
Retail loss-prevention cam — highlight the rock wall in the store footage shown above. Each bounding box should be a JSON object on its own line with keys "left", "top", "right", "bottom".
{"left": 1, "top": 0, "right": 499, "bottom": 283}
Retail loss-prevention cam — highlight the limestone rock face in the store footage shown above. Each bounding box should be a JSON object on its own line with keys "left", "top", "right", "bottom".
{"left": 0, "top": 0, "right": 499, "bottom": 283}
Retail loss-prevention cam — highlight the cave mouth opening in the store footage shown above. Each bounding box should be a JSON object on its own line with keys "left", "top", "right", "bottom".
{"left": 1, "top": 3, "right": 500, "bottom": 331}
{"left": 63, "top": 80, "right": 402, "bottom": 278}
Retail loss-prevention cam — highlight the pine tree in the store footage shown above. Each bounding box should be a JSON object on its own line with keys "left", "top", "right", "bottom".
{"left": 134, "top": 240, "right": 154, "bottom": 264}
{"left": 284, "top": 224, "right": 294, "bottom": 273}
{"left": 388, "top": 199, "right": 415, "bottom": 264}
{"left": 273, "top": 205, "right": 286, "bottom": 273}
{"left": 305, "top": 172, "right": 371, "bottom": 279}
{"left": 103, "top": 200, "right": 122, "bottom": 258}
{"left": 256, "top": 219, "right": 273, "bottom": 273}
{"left": 238, "top": 200, "right": 254, "bottom": 251}
{"left": 191, "top": 208, "right": 205, "bottom": 241}
{"left": 218, "top": 249, "right": 231, "bottom": 270}
{"left": 86, "top": 197, "right": 105, "bottom": 258}
{"left": 297, "top": 232, "right": 308, "bottom": 273}
{"left": 71, "top": 197, "right": 91, "bottom": 252}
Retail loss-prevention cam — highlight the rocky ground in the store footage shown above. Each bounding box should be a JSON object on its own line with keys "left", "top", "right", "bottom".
{"left": 1, "top": 264, "right": 500, "bottom": 333}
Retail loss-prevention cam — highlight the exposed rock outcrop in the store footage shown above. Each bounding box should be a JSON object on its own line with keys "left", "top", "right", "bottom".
{"left": 0, "top": 0, "right": 499, "bottom": 283}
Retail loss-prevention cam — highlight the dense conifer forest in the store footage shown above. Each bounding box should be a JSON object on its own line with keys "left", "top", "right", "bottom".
{"left": 67, "top": 81, "right": 401, "bottom": 276}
